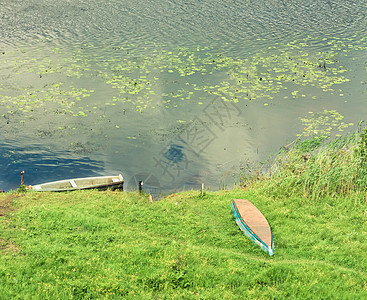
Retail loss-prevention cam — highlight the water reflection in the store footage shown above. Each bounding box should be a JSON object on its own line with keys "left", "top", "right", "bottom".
{"left": 0, "top": 0, "right": 366, "bottom": 193}
{"left": 0, "top": 140, "right": 104, "bottom": 191}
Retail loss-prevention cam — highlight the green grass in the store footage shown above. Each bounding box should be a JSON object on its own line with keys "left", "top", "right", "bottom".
{"left": 2, "top": 128, "right": 367, "bottom": 299}
{"left": 253, "top": 126, "right": 367, "bottom": 202}
{"left": 1, "top": 186, "right": 366, "bottom": 299}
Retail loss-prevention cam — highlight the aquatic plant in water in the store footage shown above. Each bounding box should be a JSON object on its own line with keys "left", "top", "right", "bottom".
{"left": 0, "top": 33, "right": 366, "bottom": 132}
{"left": 299, "top": 110, "right": 354, "bottom": 138}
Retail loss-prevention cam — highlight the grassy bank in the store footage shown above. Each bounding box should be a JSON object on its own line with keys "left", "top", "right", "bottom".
{"left": 1, "top": 129, "right": 367, "bottom": 298}
{"left": 1, "top": 184, "right": 366, "bottom": 299}
{"left": 253, "top": 126, "right": 367, "bottom": 202}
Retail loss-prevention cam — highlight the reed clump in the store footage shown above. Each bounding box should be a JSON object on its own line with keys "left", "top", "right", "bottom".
{"left": 256, "top": 126, "right": 367, "bottom": 202}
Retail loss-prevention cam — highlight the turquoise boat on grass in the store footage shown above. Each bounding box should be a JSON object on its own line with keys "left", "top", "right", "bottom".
{"left": 231, "top": 199, "right": 274, "bottom": 256}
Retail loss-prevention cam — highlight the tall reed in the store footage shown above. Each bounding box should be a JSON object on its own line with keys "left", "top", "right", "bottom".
{"left": 255, "top": 126, "right": 367, "bottom": 202}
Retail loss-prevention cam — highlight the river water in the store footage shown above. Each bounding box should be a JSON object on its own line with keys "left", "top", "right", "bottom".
{"left": 1, "top": 0, "right": 367, "bottom": 193}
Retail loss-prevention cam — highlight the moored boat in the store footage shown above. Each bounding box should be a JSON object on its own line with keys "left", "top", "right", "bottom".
{"left": 231, "top": 199, "right": 274, "bottom": 255}
{"left": 27, "top": 174, "right": 124, "bottom": 192}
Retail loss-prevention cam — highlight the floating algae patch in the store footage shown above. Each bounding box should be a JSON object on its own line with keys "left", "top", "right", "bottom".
{"left": 0, "top": 45, "right": 93, "bottom": 79}
{"left": 94, "top": 45, "right": 218, "bottom": 111}
{"left": 206, "top": 42, "right": 352, "bottom": 103}
{"left": 0, "top": 45, "right": 100, "bottom": 137}
{"left": 299, "top": 110, "right": 354, "bottom": 138}
{"left": 91, "top": 35, "right": 364, "bottom": 112}
{"left": 1, "top": 34, "right": 366, "bottom": 130}
{"left": 0, "top": 83, "right": 95, "bottom": 119}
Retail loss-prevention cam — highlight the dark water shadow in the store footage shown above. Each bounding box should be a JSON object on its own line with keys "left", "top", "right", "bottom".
{"left": 0, "top": 142, "right": 104, "bottom": 192}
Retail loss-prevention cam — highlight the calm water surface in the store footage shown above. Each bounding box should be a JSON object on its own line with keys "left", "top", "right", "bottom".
{"left": 1, "top": 0, "right": 367, "bottom": 193}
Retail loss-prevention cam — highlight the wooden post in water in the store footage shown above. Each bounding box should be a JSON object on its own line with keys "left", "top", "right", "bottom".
{"left": 21, "top": 171, "right": 24, "bottom": 185}
{"left": 139, "top": 181, "right": 143, "bottom": 193}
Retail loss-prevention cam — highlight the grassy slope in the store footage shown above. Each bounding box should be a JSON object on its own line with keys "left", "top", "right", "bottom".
{"left": 0, "top": 188, "right": 366, "bottom": 299}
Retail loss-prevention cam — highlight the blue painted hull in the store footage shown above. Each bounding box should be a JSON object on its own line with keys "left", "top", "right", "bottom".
{"left": 231, "top": 200, "right": 274, "bottom": 256}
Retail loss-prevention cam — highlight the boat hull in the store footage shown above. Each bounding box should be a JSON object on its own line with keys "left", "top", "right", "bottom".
{"left": 29, "top": 174, "right": 124, "bottom": 192}
{"left": 231, "top": 199, "right": 274, "bottom": 255}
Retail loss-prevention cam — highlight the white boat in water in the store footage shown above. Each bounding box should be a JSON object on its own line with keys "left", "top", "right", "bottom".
{"left": 28, "top": 174, "right": 124, "bottom": 192}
